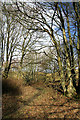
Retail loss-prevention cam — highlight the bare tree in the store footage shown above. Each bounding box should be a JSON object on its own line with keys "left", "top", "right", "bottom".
{"left": 2, "top": 2, "right": 79, "bottom": 96}
{"left": 1, "top": 4, "right": 22, "bottom": 79}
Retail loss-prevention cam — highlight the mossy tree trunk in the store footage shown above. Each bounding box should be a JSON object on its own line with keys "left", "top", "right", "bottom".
{"left": 50, "top": 35, "right": 66, "bottom": 94}
{"left": 73, "top": 2, "right": 80, "bottom": 93}
{"left": 58, "top": 5, "right": 77, "bottom": 97}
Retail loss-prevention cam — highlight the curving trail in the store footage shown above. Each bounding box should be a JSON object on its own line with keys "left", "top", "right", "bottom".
{"left": 3, "top": 83, "right": 80, "bottom": 119}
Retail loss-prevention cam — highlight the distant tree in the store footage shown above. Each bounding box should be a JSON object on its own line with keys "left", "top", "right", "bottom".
{"left": 1, "top": 4, "right": 22, "bottom": 79}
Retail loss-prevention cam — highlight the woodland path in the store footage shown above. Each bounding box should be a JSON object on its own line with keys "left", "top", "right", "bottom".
{"left": 3, "top": 82, "right": 80, "bottom": 119}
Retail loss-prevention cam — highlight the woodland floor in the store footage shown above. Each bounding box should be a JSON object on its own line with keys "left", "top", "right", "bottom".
{"left": 2, "top": 82, "right": 80, "bottom": 120}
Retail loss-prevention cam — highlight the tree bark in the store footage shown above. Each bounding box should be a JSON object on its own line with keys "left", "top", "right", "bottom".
{"left": 73, "top": 2, "right": 80, "bottom": 93}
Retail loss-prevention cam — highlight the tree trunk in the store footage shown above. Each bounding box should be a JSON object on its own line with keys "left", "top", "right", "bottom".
{"left": 2, "top": 52, "right": 13, "bottom": 79}
{"left": 50, "top": 35, "right": 66, "bottom": 94}
{"left": 66, "top": 14, "right": 76, "bottom": 88}
{"left": 73, "top": 2, "right": 80, "bottom": 93}
{"left": 62, "top": 27, "right": 76, "bottom": 97}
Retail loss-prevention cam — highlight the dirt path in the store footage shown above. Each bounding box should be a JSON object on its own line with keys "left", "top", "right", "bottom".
{"left": 3, "top": 83, "right": 80, "bottom": 119}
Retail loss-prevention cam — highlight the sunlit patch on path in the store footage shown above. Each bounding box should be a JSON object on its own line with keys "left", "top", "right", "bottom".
{"left": 3, "top": 83, "right": 80, "bottom": 119}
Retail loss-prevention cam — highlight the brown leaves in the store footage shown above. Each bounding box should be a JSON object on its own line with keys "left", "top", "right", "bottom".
{"left": 3, "top": 83, "right": 80, "bottom": 119}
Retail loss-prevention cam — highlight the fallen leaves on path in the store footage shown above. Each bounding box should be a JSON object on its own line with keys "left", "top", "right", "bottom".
{"left": 3, "top": 83, "right": 80, "bottom": 119}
